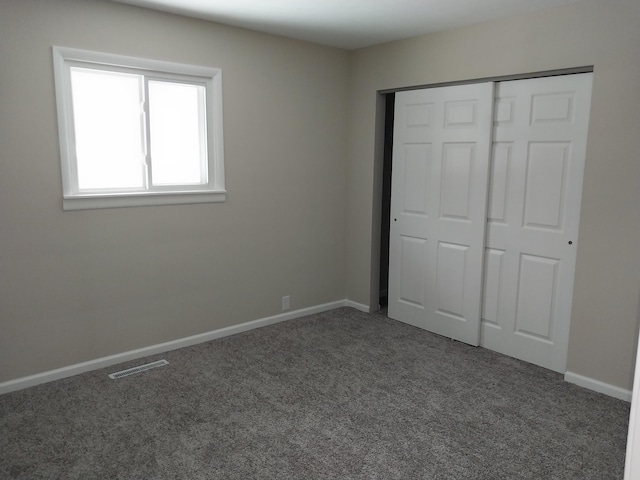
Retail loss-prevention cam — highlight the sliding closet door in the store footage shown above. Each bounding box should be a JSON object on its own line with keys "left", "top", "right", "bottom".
{"left": 481, "top": 74, "right": 593, "bottom": 372}
{"left": 388, "top": 83, "right": 493, "bottom": 346}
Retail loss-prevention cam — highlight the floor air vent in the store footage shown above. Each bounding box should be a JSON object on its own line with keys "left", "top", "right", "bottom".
{"left": 108, "top": 359, "right": 169, "bottom": 379}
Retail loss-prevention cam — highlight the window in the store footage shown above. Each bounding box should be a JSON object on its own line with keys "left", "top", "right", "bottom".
{"left": 52, "top": 46, "right": 225, "bottom": 210}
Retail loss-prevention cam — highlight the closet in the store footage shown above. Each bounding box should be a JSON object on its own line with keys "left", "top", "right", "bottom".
{"left": 387, "top": 73, "right": 593, "bottom": 372}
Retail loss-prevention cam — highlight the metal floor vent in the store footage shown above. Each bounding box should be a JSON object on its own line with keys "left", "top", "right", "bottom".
{"left": 108, "top": 359, "right": 169, "bottom": 379}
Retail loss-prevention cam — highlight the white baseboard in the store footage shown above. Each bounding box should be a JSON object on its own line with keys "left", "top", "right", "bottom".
{"left": 0, "top": 299, "right": 367, "bottom": 395}
{"left": 15, "top": 302, "right": 625, "bottom": 402}
{"left": 565, "top": 371, "right": 632, "bottom": 402}
{"left": 344, "top": 299, "right": 371, "bottom": 313}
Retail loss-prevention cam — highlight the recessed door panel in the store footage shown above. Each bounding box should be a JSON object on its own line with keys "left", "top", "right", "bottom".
{"left": 445, "top": 100, "right": 477, "bottom": 127}
{"left": 523, "top": 142, "right": 569, "bottom": 230}
{"left": 515, "top": 254, "right": 558, "bottom": 340}
{"left": 406, "top": 103, "right": 433, "bottom": 127}
{"left": 402, "top": 144, "right": 431, "bottom": 215}
{"left": 495, "top": 97, "right": 515, "bottom": 125}
{"left": 399, "top": 236, "right": 428, "bottom": 307}
{"left": 436, "top": 242, "right": 468, "bottom": 319}
{"left": 440, "top": 143, "right": 474, "bottom": 220}
{"left": 531, "top": 92, "right": 574, "bottom": 124}
{"left": 488, "top": 143, "right": 511, "bottom": 224}
{"left": 482, "top": 248, "right": 505, "bottom": 327}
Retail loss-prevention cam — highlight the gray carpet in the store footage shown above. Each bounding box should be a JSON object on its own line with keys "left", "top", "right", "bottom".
{"left": 0, "top": 307, "right": 630, "bottom": 479}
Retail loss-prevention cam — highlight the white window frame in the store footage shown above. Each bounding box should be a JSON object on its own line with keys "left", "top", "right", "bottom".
{"left": 52, "top": 46, "right": 225, "bottom": 210}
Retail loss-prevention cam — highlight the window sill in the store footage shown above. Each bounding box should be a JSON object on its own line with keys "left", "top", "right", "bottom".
{"left": 62, "top": 190, "right": 227, "bottom": 211}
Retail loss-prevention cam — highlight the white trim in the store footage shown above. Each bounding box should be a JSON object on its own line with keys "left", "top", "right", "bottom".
{"left": 53, "top": 46, "right": 221, "bottom": 77}
{"left": 344, "top": 299, "right": 372, "bottom": 313}
{"left": 0, "top": 300, "right": 359, "bottom": 395}
{"left": 63, "top": 190, "right": 226, "bottom": 210}
{"left": 3, "top": 305, "right": 628, "bottom": 400}
{"left": 564, "top": 371, "right": 632, "bottom": 402}
{"left": 52, "top": 46, "right": 225, "bottom": 210}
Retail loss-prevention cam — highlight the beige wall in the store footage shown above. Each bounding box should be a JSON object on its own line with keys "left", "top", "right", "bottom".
{"left": 0, "top": 0, "right": 349, "bottom": 382}
{"left": 346, "top": 0, "right": 640, "bottom": 390}
{"left": 1, "top": 0, "right": 639, "bottom": 393}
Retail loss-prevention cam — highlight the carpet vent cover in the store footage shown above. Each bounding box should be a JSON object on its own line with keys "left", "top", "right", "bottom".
{"left": 108, "top": 359, "right": 169, "bottom": 379}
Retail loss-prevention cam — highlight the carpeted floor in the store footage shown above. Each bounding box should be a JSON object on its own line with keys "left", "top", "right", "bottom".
{"left": 0, "top": 307, "right": 630, "bottom": 479}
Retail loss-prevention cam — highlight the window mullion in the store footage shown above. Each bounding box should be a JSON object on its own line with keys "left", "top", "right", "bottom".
{"left": 142, "top": 77, "right": 152, "bottom": 190}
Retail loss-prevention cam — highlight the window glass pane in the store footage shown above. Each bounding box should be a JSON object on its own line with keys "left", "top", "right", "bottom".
{"left": 70, "top": 68, "right": 145, "bottom": 190}
{"left": 148, "top": 81, "right": 206, "bottom": 186}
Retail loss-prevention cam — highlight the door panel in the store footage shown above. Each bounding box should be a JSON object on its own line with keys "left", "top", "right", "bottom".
{"left": 399, "top": 236, "right": 428, "bottom": 308}
{"left": 435, "top": 242, "right": 469, "bottom": 319}
{"left": 481, "top": 73, "right": 593, "bottom": 372}
{"left": 523, "top": 142, "right": 569, "bottom": 229}
{"left": 389, "top": 83, "right": 493, "bottom": 345}
{"left": 482, "top": 248, "right": 505, "bottom": 326}
{"left": 515, "top": 253, "right": 558, "bottom": 340}
{"left": 440, "top": 144, "right": 474, "bottom": 219}
{"left": 402, "top": 144, "right": 431, "bottom": 214}
{"left": 488, "top": 143, "right": 511, "bottom": 223}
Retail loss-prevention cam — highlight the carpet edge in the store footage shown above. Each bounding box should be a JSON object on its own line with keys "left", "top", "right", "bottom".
{"left": 0, "top": 299, "right": 362, "bottom": 395}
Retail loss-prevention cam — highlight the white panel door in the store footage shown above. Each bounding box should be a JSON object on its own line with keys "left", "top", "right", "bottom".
{"left": 388, "top": 83, "right": 493, "bottom": 346}
{"left": 481, "top": 73, "right": 593, "bottom": 372}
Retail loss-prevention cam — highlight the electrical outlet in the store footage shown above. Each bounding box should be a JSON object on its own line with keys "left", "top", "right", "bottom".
{"left": 282, "top": 295, "right": 290, "bottom": 311}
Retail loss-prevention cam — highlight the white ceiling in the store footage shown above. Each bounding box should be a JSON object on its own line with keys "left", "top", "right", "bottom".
{"left": 112, "top": 0, "right": 585, "bottom": 50}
